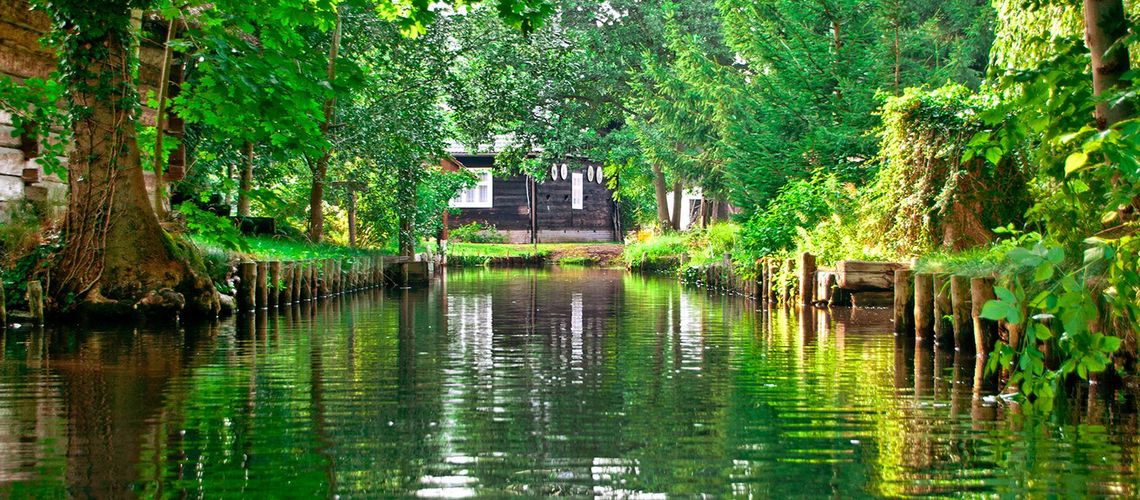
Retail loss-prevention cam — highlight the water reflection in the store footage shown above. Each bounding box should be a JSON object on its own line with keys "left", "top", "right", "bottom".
{"left": 0, "top": 268, "right": 1138, "bottom": 497}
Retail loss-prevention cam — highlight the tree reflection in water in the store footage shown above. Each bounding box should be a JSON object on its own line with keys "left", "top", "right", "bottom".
{"left": 0, "top": 268, "right": 1137, "bottom": 497}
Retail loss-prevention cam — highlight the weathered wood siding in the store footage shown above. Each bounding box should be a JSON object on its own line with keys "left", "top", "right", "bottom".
{"left": 0, "top": 1, "right": 170, "bottom": 220}
{"left": 447, "top": 165, "right": 617, "bottom": 242}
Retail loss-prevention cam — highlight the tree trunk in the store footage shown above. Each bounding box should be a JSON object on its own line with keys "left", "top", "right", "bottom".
{"left": 347, "top": 190, "right": 357, "bottom": 247}
{"left": 671, "top": 180, "right": 683, "bottom": 230}
{"left": 651, "top": 162, "right": 671, "bottom": 228}
{"left": 1084, "top": 0, "right": 1132, "bottom": 129}
{"left": 1083, "top": 0, "right": 1137, "bottom": 218}
{"left": 53, "top": 2, "right": 217, "bottom": 316}
{"left": 308, "top": 5, "right": 343, "bottom": 243}
{"left": 152, "top": 19, "right": 175, "bottom": 219}
{"left": 238, "top": 141, "right": 254, "bottom": 217}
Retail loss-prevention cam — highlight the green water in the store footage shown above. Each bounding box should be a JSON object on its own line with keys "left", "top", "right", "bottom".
{"left": 1, "top": 268, "right": 1138, "bottom": 498}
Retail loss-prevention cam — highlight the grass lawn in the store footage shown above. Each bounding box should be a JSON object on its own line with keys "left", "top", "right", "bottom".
{"left": 447, "top": 242, "right": 624, "bottom": 265}
{"left": 191, "top": 235, "right": 389, "bottom": 261}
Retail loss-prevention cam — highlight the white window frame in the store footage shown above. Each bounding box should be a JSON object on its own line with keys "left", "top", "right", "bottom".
{"left": 449, "top": 168, "right": 494, "bottom": 208}
{"left": 571, "top": 172, "right": 584, "bottom": 209}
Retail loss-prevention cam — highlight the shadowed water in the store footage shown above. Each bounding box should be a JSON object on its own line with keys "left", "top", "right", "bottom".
{"left": 1, "top": 268, "right": 1139, "bottom": 497}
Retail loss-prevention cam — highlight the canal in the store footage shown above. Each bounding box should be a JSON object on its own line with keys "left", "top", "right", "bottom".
{"left": 0, "top": 268, "right": 1137, "bottom": 497}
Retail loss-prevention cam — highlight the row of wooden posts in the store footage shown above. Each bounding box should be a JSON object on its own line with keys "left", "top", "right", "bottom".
{"left": 892, "top": 270, "right": 999, "bottom": 357}
{"left": 0, "top": 256, "right": 392, "bottom": 328}
{"left": 234, "top": 256, "right": 388, "bottom": 312}
{"left": 710, "top": 254, "right": 1003, "bottom": 357}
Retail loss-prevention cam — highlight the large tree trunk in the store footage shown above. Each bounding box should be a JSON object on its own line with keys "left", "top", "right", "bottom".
{"left": 1084, "top": 0, "right": 1132, "bottom": 129}
{"left": 151, "top": 20, "right": 175, "bottom": 219}
{"left": 671, "top": 180, "right": 683, "bottom": 231}
{"left": 1083, "top": 0, "right": 1138, "bottom": 219}
{"left": 237, "top": 141, "right": 254, "bottom": 217}
{"left": 651, "top": 162, "right": 671, "bottom": 229}
{"left": 53, "top": 2, "right": 217, "bottom": 317}
{"left": 308, "top": 5, "right": 343, "bottom": 242}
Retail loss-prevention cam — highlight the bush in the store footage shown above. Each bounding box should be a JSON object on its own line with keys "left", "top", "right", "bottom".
{"left": 865, "top": 84, "right": 1028, "bottom": 255}
{"left": 0, "top": 201, "right": 43, "bottom": 267}
{"left": 450, "top": 222, "right": 508, "bottom": 244}
{"left": 622, "top": 232, "right": 686, "bottom": 272}
{"left": 739, "top": 172, "right": 851, "bottom": 259}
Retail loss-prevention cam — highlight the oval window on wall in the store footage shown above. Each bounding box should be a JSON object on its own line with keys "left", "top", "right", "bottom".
{"left": 596, "top": 166, "right": 604, "bottom": 184}
{"left": 550, "top": 163, "right": 558, "bottom": 181}
{"left": 587, "top": 165, "right": 595, "bottom": 182}
{"left": 560, "top": 163, "right": 569, "bottom": 180}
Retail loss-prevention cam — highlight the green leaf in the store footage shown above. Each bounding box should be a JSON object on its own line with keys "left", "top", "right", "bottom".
{"left": 980, "top": 300, "right": 1009, "bottom": 321}
{"left": 1033, "top": 323, "right": 1053, "bottom": 341}
{"left": 984, "top": 147, "right": 1003, "bottom": 165}
{"left": 1034, "top": 263, "right": 1055, "bottom": 282}
{"left": 1084, "top": 246, "right": 1106, "bottom": 264}
{"left": 1064, "top": 152, "right": 1088, "bottom": 176}
{"left": 1103, "top": 336, "right": 1123, "bottom": 352}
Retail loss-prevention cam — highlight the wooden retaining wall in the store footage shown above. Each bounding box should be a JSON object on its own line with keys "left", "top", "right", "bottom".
{"left": 680, "top": 252, "right": 1005, "bottom": 358}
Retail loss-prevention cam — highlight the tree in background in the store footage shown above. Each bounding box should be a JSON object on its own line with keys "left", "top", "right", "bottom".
{"left": 26, "top": 0, "right": 551, "bottom": 314}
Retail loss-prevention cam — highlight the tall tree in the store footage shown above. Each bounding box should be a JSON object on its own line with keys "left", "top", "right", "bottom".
{"left": 42, "top": 0, "right": 219, "bottom": 314}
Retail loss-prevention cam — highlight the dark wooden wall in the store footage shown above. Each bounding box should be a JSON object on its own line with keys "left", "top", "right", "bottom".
{"left": 447, "top": 165, "right": 616, "bottom": 241}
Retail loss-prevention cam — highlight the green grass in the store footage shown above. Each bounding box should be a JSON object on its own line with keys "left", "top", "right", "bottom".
{"left": 623, "top": 233, "right": 687, "bottom": 271}
{"left": 191, "top": 235, "right": 389, "bottom": 261}
{"left": 914, "top": 247, "right": 1008, "bottom": 277}
{"left": 447, "top": 242, "right": 625, "bottom": 267}
{"left": 447, "top": 242, "right": 553, "bottom": 258}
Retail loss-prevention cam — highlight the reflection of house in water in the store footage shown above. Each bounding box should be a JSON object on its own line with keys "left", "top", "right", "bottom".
{"left": 447, "top": 293, "right": 494, "bottom": 374}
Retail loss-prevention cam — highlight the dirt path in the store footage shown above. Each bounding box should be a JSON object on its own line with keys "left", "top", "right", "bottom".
{"left": 548, "top": 244, "right": 625, "bottom": 266}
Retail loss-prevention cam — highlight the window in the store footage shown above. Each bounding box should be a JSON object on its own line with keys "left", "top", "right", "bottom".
{"left": 572, "top": 172, "right": 583, "bottom": 209}
{"left": 450, "top": 168, "right": 494, "bottom": 208}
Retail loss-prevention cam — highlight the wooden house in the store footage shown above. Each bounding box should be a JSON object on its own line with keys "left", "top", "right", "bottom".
{"left": 442, "top": 148, "right": 619, "bottom": 243}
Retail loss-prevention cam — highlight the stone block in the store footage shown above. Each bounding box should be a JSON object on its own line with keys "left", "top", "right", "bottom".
{"left": 0, "top": 174, "right": 24, "bottom": 201}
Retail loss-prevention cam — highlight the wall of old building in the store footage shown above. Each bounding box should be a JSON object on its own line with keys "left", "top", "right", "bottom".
{"left": 0, "top": 1, "right": 167, "bottom": 221}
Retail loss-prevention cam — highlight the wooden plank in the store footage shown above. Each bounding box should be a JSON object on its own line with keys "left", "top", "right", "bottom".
{"left": 836, "top": 260, "right": 906, "bottom": 291}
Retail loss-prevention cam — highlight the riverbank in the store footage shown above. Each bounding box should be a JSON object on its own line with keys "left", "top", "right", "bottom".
{"left": 447, "top": 242, "right": 624, "bottom": 267}
{"left": 0, "top": 233, "right": 396, "bottom": 324}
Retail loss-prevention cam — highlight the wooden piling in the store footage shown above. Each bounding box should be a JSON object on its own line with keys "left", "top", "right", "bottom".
{"left": 914, "top": 273, "right": 934, "bottom": 340}
{"left": 337, "top": 259, "right": 345, "bottom": 293}
{"left": 893, "top": 269, "right": 914, "bottom": 335}
{"left": 282, "top": 262, "right": 294, "bottom": 305}
{"left": 269, "top": 261, "right": 281, "bottom": 307}
{"left": 255, "top": 261, "right": 268, "bottom": 309}
{"left": 299, "top": 262, "right": 311, "bottom": 302}
{"left": 950, "top": 275, "right": 974, "bottom": 352}
{"left": 295, "top": 262, "right": 304, "bottom": 301}
{"left": 970, "top": 278, "right": 998, "bottom": 357}
{"left": 238, "top": 261, "right": 256, "bottom": 311}
{"left": 307, "top": 262, "right": 317, "bottom": 299}
{"left": 0, "top": 282, "right": 6, "bottom": 328}
{"left": 932, "top": 275, "right": 954, "bottom": 346}
{"left": 760, "top": 259, "right": 770, "bottom": 304}
{"left": 27, "top": 280, "right": 43, "bottom": 324}
{"left": 785, "top": 258, "right": 795, "bottom": 303}
{"left": 798, "top": 252, "right": 816, "bottom": 307}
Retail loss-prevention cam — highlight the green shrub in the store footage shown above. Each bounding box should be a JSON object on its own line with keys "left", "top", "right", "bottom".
{"left": 739, "top": 172, "right": 850, "bottom": 258}
{"left": 623, "top": 233, "right": 686, "bottom": 272}
{"left": 866, "top": 84, "right": 1028, "bottom": 255}
{"left": 450, "top": 222, "right": 508, "bottom": 244}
